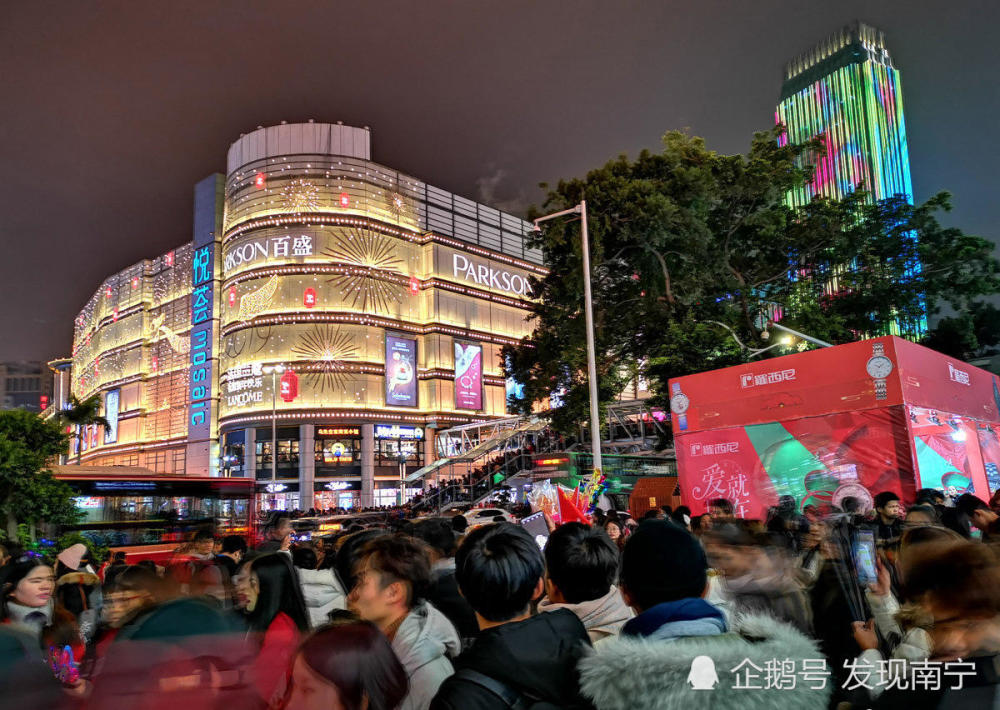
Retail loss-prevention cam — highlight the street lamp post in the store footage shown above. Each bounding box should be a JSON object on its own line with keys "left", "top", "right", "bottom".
{"left": 397, "top": 452, "right": 408, "bottom": 506}
{"left": 533, "top": 200, "right": 602, "bottom": 474}
{"left": 763, "top": 321, "right": 834, "bottom": 349}
{"left": 262, "top": 364, "right": 285, "bottom": 509}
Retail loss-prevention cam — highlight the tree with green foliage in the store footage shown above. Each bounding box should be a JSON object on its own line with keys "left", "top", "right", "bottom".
{"left": 56, "top": 393, "right": 109, "bottom": 464}
{"left": 504, "top": 127, "right": 1000, "bottom": 432}
{"left": 0, "top": 410, "right": 81, "bottom": 540}
{"left": 921, "top": 302, "right": 1000, "bottom": 360}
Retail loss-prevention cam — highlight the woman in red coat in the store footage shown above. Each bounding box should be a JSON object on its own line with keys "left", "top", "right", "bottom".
{"left": 236, "top": 553, "right": 310, "bottom": 704}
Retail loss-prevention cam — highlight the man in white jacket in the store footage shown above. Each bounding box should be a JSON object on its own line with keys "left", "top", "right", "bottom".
{"left": 348, "top": 534, "right": 460, "bottom": 710}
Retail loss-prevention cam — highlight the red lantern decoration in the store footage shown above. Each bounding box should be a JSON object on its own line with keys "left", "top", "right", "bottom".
{"left": 280, "top": 370, "right": 299, "bottom": 402}
{"left": 40, "top": 395, "right": 48, "bottom": 411}
{"left": 409, "top": 276, "right": 419, "bottom": 296}
{"left": 228, "top": 288, "right": 237, "bottom": 307}
{"left": 255, "top": 173, "right": 266, "bottom": 189}
{"left": 303, "top": 287, "right": 317, "bottom": 308}
{"left": 131, "top": 276, "right": 139, "bottom": 289}
{"left": 339, "top": 192, "right": 350, "bottom": 207}
{"left": 105, "top": 286, "right": 113, "bottom": 298}
{"left": 165, "top": 251, "right": 174, "bottom": 267}
{"left": 112, "top": 308, "right": 119, "bottom": 322}
{"left": 151, "top": 356, "right": 159, "bottom": 372}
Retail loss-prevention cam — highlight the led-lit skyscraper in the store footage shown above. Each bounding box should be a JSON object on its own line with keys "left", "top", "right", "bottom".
{"left": 777, "top": 22, "right": 923, "bottom": 337}
{"left": 776, "top": 22, "right": 913, "bottom": 207}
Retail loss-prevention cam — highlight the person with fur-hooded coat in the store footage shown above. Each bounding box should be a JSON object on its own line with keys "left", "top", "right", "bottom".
{"left": 577, "top": 520, "right": 830, "bottom": 710}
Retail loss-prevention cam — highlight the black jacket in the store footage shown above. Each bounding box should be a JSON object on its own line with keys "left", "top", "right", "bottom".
{"left": 426, "top": 567, "right": 479, "bottom": 648}
{"left": 430, "top": 608, "right": 593, "bottom": 710}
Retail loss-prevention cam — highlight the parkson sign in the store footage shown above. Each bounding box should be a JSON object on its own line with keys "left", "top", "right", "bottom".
{"left": 452, "top": 254, "right": 533, "bottom": 297}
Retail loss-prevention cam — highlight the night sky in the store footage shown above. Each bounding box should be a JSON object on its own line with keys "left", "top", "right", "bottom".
{"left": 3, "top": 1, "right": 997, "bottom": 362}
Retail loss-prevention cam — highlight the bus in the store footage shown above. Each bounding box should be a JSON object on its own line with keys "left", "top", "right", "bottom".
{"left": 55, "top": 472, "right": 255, "bottom": 563}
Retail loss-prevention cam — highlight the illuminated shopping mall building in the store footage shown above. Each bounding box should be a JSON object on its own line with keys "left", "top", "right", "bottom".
{"left": 68, "top": 122, "right": 543, "bottom": 509}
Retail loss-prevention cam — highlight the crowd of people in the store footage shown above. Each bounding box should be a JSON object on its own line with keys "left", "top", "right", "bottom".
{"left": 2, "top": 487, "right": 1000, "bottom": 709}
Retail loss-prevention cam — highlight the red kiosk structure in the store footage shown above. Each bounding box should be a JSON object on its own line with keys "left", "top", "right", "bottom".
{"left": 669, "top": 336, "right": 1000, "bottom": 518}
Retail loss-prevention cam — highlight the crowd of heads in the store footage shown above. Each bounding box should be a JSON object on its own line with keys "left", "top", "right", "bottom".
{"left": 5, "top": 485, "right": 1000, "bottom": 709}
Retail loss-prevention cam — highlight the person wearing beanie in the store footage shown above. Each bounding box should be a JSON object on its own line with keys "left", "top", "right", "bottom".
{"left": 577, "top": 519, "right": 829, "bottom": 710}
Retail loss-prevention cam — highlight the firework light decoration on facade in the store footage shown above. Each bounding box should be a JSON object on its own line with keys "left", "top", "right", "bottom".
{"left": 290, "top": 324, "right": 360, "bottom": 394}
{"left": 237, "top": 275, "right": 279, "bottom": 322}
{"left": 324, "top": 228, "right": 405, "bottom": 312}
{"left": 282, "top": 178, "right": 322, "bottom": 213}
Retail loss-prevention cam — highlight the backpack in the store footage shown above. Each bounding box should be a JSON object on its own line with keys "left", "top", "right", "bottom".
{"left": 452, "top": 668, "right": 584, "bottom": 710}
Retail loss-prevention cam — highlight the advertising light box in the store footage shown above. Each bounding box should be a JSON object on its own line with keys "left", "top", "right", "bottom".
{"left": 455, "top": 342, "right": 483, "bottom": 410}
{"left": 385, "top": 334, "right": 417, "bottom": 407}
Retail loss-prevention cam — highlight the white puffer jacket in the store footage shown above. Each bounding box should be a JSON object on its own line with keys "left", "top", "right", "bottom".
{"left": 296, "top": 567, "right": 347, "bottom": 628}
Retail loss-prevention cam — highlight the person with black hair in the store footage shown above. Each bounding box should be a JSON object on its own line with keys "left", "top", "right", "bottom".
{"left": 258, "top": 512, "right": 293, "bottom": 552}
{"left": 872, "top": 491, "right": 904, "bottom": 546}
{"left": 703, "top": 522, "right": 813, "bottom": 634}
{"left": 54, "top": 543, "right": 102, "bottom": 643}
{"left": 411, "top": 518, "right": 479, "bottom": 648}
{"left": 335, "top": 529, "right": 386, "bottom": 595}
{"left": 235, "top": 552, "right": 310, "bottom": 703}
{"left": 292, "top": 545, "right": 346, "bottom": 628}
{"left": 602, "top": 518, "right": 626, "bottom": 553}
{"left": 956, "top": 492, "right": 1000, "bottom": 541}
{"left": 904, "top": 504, "right": 939, "bottom": 527}
{"left": 708, "top": 498, "right": 734, "bottom": 519}
{"left": 430, "top": 523, "right": 593, "bottom": 710}
{"left": 450, "top": 515, "right": 468, "bottom": 534}
{"left": 577, "top": 519, "right": 827, "bottom": 710}
{"left": 216, "top": 535, "right": 248, "bottom": 579}
{"left": 874, "top": 540, "right": 1000, "bottom": 709}
{"left": 277, "top": 621, "right": 409, "bottom": 710}
{"left": 348, "top": 535, "right": 459, "bottom": 710}
{"left": 1, "top": 557, "right": 58, "bottom": 638}
{"left": 537, "top": 522, "right": 633, "bottom": 642}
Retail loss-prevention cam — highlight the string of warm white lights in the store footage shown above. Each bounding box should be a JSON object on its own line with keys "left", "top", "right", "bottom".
{"left": 220, "top": 410, "right": 494, "bottom": 427}
{"left": 223, "top": 212, "right": 545, "bottom": 274}
{"left": 220, "top": 311, "right": 527, "bottom": 347}
{"left": 222, "top": 263, "right": 535, "bottom": 310}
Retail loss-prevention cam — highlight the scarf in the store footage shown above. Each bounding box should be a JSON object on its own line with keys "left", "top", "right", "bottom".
{"left": 621, "top": 597, "right": 727, "bottom": 641}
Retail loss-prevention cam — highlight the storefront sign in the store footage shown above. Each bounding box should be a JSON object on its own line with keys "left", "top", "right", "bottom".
{"left": 320, "top": 441, "right": 353, "bottom": 463}
{"left": 223, "top": 364, "right": 264, "bottom": 407}
{"left": 374, "top": 424, "right": 424, "bottom": 440}
{"left": 317, "top": 427, "right": 360, "bottom": 437}
{"left": 188, "top": 243, "right": 215, "bottom": 437}
{"left": 454, "top": 342, "right": 483, "bottom": 410}
{"left": 224, "top": 235, "right": 314, "bottom": 272}
{"left": 385, "top": 334, "right": 417, "bottom": 407}
{"left": 452, "top": 254, "right": 532, "bottom": 297}
{"left": 324, "top": 481, "right": 351, "bottom": 491}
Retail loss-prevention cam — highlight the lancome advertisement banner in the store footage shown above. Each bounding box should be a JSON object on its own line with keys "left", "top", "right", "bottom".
{"left": 454, "top": 341, "right": 483, "bottom": 410}
{"left": 385, "top": 335, "right": 417, "bottom": 407}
